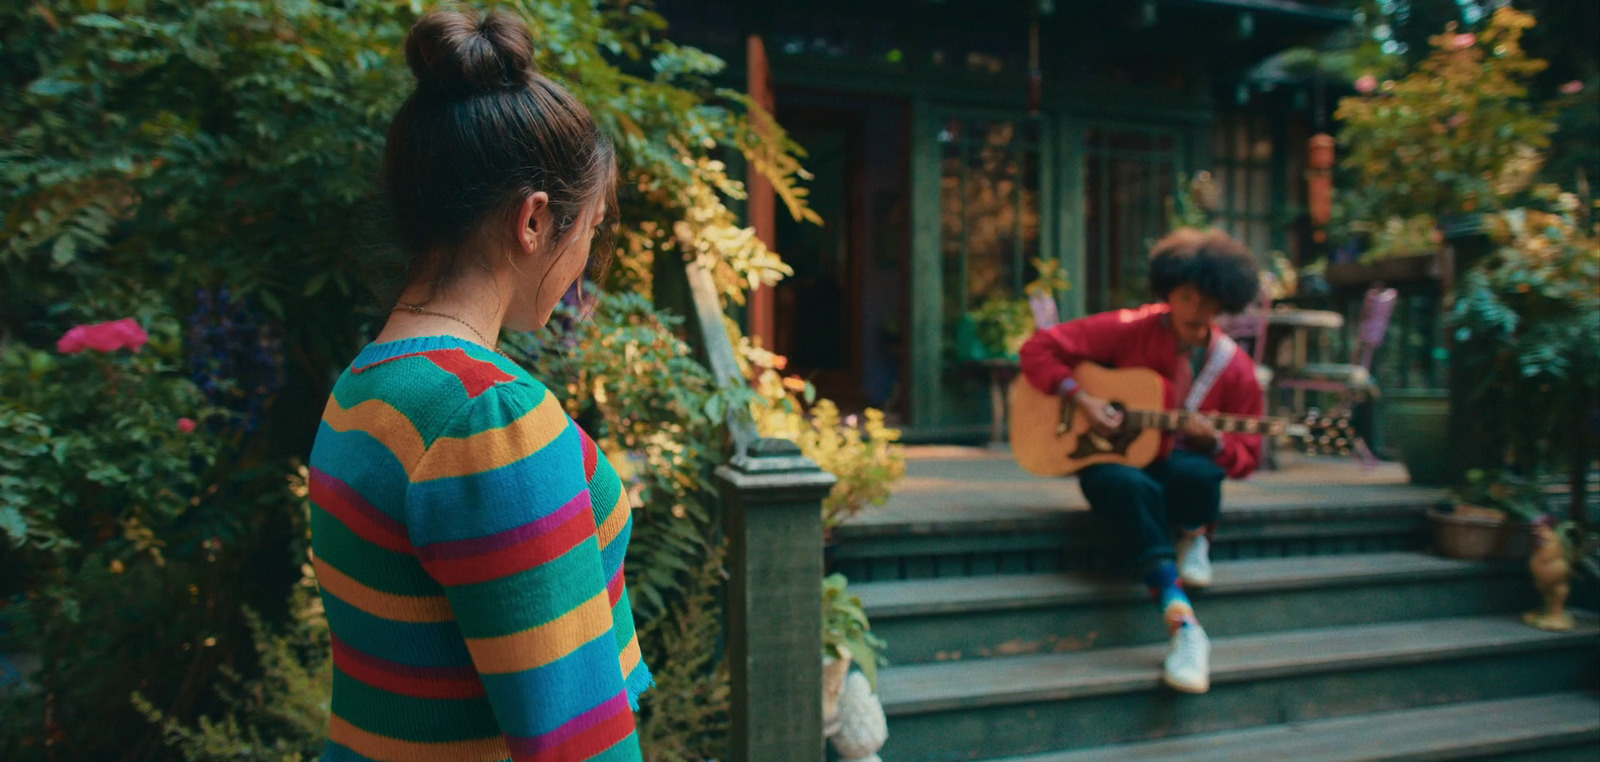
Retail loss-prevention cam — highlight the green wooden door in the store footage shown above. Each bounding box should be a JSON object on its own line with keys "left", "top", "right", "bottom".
{"left": 1074, "top": 122, "right": 1186, "bottom": 314}
{"left": 912, "top": 106, "right": 1053, "bottom": 431}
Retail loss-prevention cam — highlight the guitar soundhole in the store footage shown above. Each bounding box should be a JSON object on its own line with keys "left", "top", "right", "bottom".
{"left": 1069, "top": 402, "right": 1143, "bottom": 459}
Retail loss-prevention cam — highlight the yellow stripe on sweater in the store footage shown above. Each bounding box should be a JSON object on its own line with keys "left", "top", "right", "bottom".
{"left": 322, "top": 397, "right": 425, "bottom": 471}
{"left": 465, "top": 591, "right": 613, "bottom": 674}
{"left": 597, "top": 491, "right": 631, "bottom": 550}
{"left": 619, "top": 632, "right": 643, "bottom": 676}
{"left": 411, "top": 393, "right": 569, "bottom": 482}
{"left": 314, "top": 556, "right": 453, "bottom": 623}
{"left": 329, "top": 715, "right": 509, "bottom": 762}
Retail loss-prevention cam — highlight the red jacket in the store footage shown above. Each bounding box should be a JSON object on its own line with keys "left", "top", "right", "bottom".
{"left": 1019, "top": 303, "right": 1264, "bottom": 479}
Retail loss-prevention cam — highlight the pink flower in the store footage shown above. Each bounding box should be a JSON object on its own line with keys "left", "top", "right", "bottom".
{"left": 57, "top": 318, "right": 149, "bottom": 354}
{"left": 1452, "top": 33, "right": 1477, "bottom": 50}
{"left": 1355, "top": 74, "right": 1378, "bottom": 94}
{"left": 177, "top": 418, "right": 197, "bottom": 433}
{"left": 1560, "top": 80, "right": 1584, "bottom": 95}
{"left": 1447, "top": 114, "right": 1467, "bottom": 129}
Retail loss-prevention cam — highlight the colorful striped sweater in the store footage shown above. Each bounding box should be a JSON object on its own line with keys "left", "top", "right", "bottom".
{"left": 309, "top": 335, "right": 651, "bottom": 761}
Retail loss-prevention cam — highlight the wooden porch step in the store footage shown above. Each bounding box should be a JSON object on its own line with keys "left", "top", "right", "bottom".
{"left": 876, "top": 615, "right": 1599, "bottom": 760}
{"left": 987, "top": 692, "right": 1600, "bottom": 762}
{"left": 832, "top": 494, "right": 1438, "bottom": 582}
{"left": 855, "top": 552, "right": 1532, "bottom": 663}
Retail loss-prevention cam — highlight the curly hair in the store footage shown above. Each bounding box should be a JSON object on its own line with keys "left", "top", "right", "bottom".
{"left": 1147, "top": 228, "right": 1261, "bottom": 313}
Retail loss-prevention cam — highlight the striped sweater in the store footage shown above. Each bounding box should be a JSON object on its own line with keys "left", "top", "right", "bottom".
{"left": 309, "top": 335, "right": 651, "bottom": 761}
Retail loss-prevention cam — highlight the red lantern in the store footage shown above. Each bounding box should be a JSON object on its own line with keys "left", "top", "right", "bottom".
{"left": 1307, "top": 134, "right": 1335, "bottom": 241}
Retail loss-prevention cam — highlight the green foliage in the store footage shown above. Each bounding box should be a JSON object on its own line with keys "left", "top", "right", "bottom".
{"left": 0, "top": 1, "right": 863, "bottom": 758}
{"left": 2, "top": 1, "right": 812, "bottom": 759}
{"left": 963, "top": 297, "right": 1035, "bottom": 361}
{"left": 1335, "top": 7, "right": 1557, "bottom": 220}
{"left": 821, "top": 574, "right": 887, "bottom": 692}
{"left": 1165, "top": 172, "right": 1221, "bottom": 232}
{"left": 633, "top": 546, "right": 731, "bottom": 762}
{"left": 132, "top": 557, "right": 331, "bottom": 762}
{"left": 742, "top": 339, "right": 907, "bottom": 533}
{"left": 1450, "top": 192, "right": 1600, "bottom": 498}
{"left": 1450, "top": 468, "right": 1546, "bottom": 522}
{"left": 0, "top": 290, "right": 221, "bottom": 562}
{"left": 1348, "top": 213, "right": 1442, "bottom": 262}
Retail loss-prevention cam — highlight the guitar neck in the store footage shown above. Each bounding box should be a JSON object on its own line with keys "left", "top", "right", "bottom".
{"left": 1124, "top": 409, "right": 1286, "bottom": 436}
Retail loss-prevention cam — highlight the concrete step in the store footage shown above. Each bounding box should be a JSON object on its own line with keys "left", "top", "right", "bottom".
{"left": 832, "top": 492, "right": 1438, "bottom": 582}
{"left": 876, "top": 615, "right": 1600, "bottom": 761}
{"left": 986, "top": 692, "right": 1600, "bottom": 762}
{"left": 857, "top": 553, "right": 1534, "bottom": 664}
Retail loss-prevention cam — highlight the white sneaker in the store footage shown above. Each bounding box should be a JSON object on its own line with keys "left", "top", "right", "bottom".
{"left": 1163, "top": 620, "right": 1211, "bottom": 694}
{"left": 1177, "top": 533, "right": 1213, "bottom": 589}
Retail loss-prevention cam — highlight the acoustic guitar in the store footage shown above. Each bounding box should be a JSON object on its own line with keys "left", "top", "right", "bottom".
{"left": 1009, "top": 362, "right": 1354, "bottom": 477}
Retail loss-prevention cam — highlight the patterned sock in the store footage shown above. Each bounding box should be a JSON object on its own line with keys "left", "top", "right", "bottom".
{"left": 1144, "top": 561, "right": 1195, "bottom": 634}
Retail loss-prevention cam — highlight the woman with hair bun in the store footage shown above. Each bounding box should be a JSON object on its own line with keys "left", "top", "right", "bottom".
{"left": 308, "top": 6, "right": 648, "bottom": 760}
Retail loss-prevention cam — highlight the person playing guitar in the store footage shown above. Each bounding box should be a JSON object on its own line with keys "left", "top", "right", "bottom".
{"left": 1018, "top": 228, "right": 1264, "bottom": 695}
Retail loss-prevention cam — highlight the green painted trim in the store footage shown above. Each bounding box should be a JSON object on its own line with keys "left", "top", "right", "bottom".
{"left": 1173, "top": 0, "right": 1355, "bottom": 25}
{"left": 1270, "top": 108, "right": 1290, "bottom": 253}
{"left": 910, "top": 95, "right": 943, "bottom": 428}
{"left": 1058, "top": 116, "right": 1087, "bottom": 319}
{"left": 1039, "top": 115, "right": 1057, "bottom": 307}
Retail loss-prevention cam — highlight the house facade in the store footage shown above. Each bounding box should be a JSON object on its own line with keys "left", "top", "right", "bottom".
{"left": 657, "top": 0, "right": 1353, "bottom": 439}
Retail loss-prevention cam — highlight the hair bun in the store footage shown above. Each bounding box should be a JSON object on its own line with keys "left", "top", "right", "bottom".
{"left": 405, "top": 8, "right": 536, "bottom": 95}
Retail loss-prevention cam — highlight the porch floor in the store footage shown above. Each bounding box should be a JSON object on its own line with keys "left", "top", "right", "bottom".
{"left": 848, "top": 447, "right": 1444, "bottom": 532}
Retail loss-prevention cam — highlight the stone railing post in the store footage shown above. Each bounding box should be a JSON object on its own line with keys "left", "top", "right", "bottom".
{"left": 682, "top": 260, "right": 834, "bottom": 762}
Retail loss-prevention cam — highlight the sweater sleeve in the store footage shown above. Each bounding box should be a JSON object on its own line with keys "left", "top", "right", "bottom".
{"left": 405, "top": 382, "right": 641, "bottom": 760}
{"left": 1019, "top": 310, "right": 1135, "bottom": 395}
{"left": 572, "top": 426, "right": 654, "bottom": 709}
{"left": 1211, "top": 362, "right": 1265, "bottom": 479}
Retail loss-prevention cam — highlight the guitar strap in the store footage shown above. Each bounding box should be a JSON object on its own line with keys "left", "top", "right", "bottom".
{"left": 1182, "top": 333, "right": 1237, "bottom": 411}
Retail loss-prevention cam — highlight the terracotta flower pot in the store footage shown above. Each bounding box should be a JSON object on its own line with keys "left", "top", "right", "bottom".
{"left": 822, "top": 650, "right": 854, "bottom": 737}
{"left": 1428, "top": 503, "right": 1533, "bottom": 560}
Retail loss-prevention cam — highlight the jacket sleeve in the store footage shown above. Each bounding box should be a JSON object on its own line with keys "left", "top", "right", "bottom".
{"left": 1212, "top": 362, "right": 1265, "bottom": 479}
{"left": 1019, "top": 310, "right": 1133, "bottom": 395}
{"left": 405, "top": 382, "right": 641, "bottom": 759}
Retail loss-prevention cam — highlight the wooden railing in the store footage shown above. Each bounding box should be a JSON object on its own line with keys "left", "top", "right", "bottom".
{"left": 683, "top": 260, "right": 835, "bottom": 762}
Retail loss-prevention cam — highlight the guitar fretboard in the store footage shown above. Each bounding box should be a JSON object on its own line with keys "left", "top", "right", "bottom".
{"left": 1124, "top": 409, "right": 1287, "bottom": 436}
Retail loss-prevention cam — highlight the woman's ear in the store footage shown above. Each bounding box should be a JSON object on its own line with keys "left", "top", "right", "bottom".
{"left": 516, "top": 192, "right": 552, "bottom": 255}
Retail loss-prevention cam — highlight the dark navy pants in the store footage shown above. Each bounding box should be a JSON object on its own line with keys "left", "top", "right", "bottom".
{"left": 1078, "top": 449, "right": 1225, "bottom": 574}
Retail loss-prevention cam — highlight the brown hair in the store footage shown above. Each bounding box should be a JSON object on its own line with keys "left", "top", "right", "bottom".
{"left": 1147, "top": 228, "right": 1261, "bottom": 313}
{"left": 383, "top": 6, "right": 616, "bottom": 299}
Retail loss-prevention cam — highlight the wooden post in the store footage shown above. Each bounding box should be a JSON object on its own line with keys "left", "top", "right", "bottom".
{"left": 682, "top": 259, "right": 833, "bottom": 761}
{"left": 717, "top": 441, "right": 835, "bottom": 762}
{"left": 746, "top": 34, "right": 777, "bottom": 350}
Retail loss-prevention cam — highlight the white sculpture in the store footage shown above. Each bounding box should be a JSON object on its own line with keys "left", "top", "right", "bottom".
{"left": 828, "top": 670, "right": 889, "bottom": 762}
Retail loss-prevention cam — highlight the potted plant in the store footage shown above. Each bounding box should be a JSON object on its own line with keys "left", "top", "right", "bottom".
{"left": 821, "top": 574, "right": 887, "bottom": 736}
{"left": 1378, "top": 387, "right": 1453, "bottom": 485}
{"left": 1431, "top": 469, "right": 1544, "bottom": 560}
{"left": 960, "top": 296, "right": 1035, "bottom": 362}
{"left": 1334, "top": 7, "right": 1557, "bottom": 242}
{"left": 1451, "top": 195, "right": 1599, "bottom": 527}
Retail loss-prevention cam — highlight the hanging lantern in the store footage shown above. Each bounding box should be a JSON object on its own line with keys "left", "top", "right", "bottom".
{"left": 1307, "top": 133, "right": 1335, "bottom": 242}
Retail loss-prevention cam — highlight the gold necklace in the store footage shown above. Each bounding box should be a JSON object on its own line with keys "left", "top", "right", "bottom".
{"left": 393, "top": 302, "right": 506, "bottom": 356}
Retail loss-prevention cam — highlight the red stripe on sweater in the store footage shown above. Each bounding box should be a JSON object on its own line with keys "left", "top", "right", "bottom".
{"left": 311, "top": 468, "right": 414, "bottom": 554}
{"left": 507, "top": 693, "right": 636, "bottom": 761}
{"left": 606, "top": 567, "right": 626, "bottom": 607}
{"left": 579, "top": 427, "right": 599, "bottom": 481}
{"left": 353, "top": 348, "right": 514, "bottom": 399}
{"left": 421, "top": 507, "right": 595, "bottom": 586}
{"left": 331, "top": 636, "right": 485, "bottom": 700}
